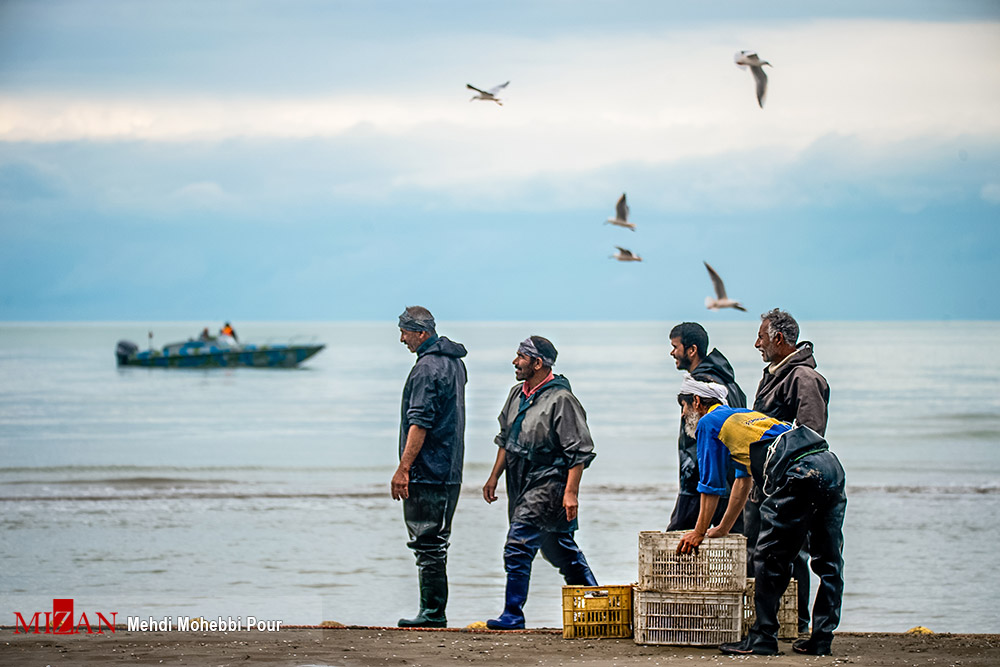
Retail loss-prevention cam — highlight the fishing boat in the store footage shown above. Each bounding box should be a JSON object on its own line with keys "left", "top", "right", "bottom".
{"left": 115, "top": 333, "right": 324, "bottom": 368}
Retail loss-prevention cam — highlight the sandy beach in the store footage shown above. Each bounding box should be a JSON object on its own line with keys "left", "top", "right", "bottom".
{"left": 3, "top": 627, "right": 998, "bottom": 666}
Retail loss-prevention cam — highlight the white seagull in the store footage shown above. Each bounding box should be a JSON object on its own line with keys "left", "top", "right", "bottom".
{"left": 612, "top": 246, "right": 642, "bottom": 262}
{"left": 467, "top": 81, "right": 510, "bottom": 106}
{"left": 703, "top": 261, "right": 746, "bottom": 311}
{"left": 605, "top": 193, "right": 635, "bottom": 231}
{"left": 734, "top": 51, "right": 772, "bottom": 108}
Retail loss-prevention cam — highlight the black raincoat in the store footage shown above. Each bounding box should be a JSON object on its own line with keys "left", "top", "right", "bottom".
{"left": 495, "top": 375, "right": 596, "bottom": 532}
{"left": 676, "top": 348, "right": 747, "bottom": 496}
{"left": 399, "top": 336, "right": 467, "bottom": 485}
{"left": 749, "top": 425, "right": 847, "bottom": 650}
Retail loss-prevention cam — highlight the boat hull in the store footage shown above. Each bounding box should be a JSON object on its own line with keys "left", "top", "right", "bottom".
{"left": 119, "top": 344, "right": 324, "bottom": 368}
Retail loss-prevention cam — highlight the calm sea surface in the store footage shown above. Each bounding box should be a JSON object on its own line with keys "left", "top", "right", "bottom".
{"left": 1, "top": 321, "right": 998, "bottom": 632}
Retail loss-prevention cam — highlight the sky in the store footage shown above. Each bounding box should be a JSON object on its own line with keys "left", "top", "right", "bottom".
{"left": 1, "top": 0, "right": 998, "bottom": 322}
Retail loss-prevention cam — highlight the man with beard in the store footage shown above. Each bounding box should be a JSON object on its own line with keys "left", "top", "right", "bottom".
{"left": 482, "top": 336, "right": 598, "bottom": 630}
{"left": 393, "top": 306, "right": 468, "bottom": 628}
{"left": 666, "top": 322, "right": 747, "bottom": 531}
{"left": 748, "top": 308, "right": 831, "bottom": 635}
{"left": 675, "top": 375, "right": 847, "bottom": 657}
{"left": 753, "top": 309, "right": 829, "bottom": 435}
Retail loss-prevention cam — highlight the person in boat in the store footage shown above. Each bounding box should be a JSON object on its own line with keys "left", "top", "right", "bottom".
{"left": 393, "top": 306, "right": 468, "bottom": 628}
{"left": 482, "top": 336, "right": 598, "bottom": 630}
{"left": 674, "top": 375, "right": 846, "bottom": 657}
{"left": 198, "top": 327, "right": 214, "bottom": 342}
{"left": 219, "top": 322, "right": 238, "bottom": 343}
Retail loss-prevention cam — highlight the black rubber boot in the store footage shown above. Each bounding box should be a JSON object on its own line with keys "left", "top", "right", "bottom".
{"left": 398, "top": 567, "right": 448, "bottom": 628}
{"left": 793, "top": 635, "right": 833, "bottom": 655}
{"left": 719, "top": 634, "right": 779, "bottom": 656}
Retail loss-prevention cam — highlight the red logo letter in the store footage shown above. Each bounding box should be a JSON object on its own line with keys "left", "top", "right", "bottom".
{"left": 96, "top": 612, "right": 117, "bottom": 634}
{"left": 13, "top": 612, "right": 41, "bottom": 634}
{"left": 52, "top": 599, "right": 75, "bottom": 635}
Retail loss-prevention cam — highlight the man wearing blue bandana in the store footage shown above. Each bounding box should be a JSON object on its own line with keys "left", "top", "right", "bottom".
{"left": 483, "top": 336, "right": 598, "bottom": 630}
{"left": 394, "top": 306, "right": 468, "bottom": 628}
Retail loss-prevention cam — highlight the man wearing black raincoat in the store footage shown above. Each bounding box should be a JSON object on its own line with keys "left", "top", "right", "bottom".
{"left": 393, "top": 306, "right": 467, "bottom": 628}
{"left": 482, "top": 336, "right": 597, "bottom": 630}
{"left": 666, "top": 322, "right": 747, "bottom": 531}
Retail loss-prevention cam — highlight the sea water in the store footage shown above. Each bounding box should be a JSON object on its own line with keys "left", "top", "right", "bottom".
{"left": 1, "top": 321, "right": 998, "bottom": 632}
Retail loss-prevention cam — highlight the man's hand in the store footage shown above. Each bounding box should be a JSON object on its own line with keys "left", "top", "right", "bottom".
{"left": 391, "top": 467, "right": 409, "bottom": 500}
{"left": 677, "top": 530, "right": 704, "bottom": 555}
{"left": 705, "top": 525, "right": 729, "bottom": 539}
{"left": 394, "top": 425, "right": 425, "bottom": 501}
{"left": 483, "top": 476, "right": 499, "bottom": 504}
{"left": 563, "top": 490, "right": 579, "bottom": 522}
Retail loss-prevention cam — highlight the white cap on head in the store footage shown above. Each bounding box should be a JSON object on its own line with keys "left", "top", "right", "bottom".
{"left": 678, "top": 372, "right": 729, "bottom": 405}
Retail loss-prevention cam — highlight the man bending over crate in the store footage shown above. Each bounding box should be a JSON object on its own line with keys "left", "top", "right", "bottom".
{"left": 482, "top": 336, "right": 598, "bottom": 630}
{"left": 675, "top": 374, "right": 847, "bottom": 656}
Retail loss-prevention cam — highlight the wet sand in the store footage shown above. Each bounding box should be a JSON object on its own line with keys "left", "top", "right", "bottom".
{"left": 2, "top": 627, "right": 998, "bottom": 666}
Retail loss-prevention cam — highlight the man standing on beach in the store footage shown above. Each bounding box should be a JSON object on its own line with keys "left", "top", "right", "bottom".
{"left": 483, "top": 336, "right": 598, "bottom": 630}
{"left": 748, "top": 308, "right": 831, "bottom": 635}
{"left": 675, "top": 375, "right": 846, "bottom": 657}
{"left": 666, "top": 322, "right": 747, "bottom": 531}
{"left": 393, "top": 306, "right": 468, "bottom": 628}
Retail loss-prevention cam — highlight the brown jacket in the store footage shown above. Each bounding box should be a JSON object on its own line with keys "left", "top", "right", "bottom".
{"left": 753, "top": 341, "right": 830, "bottom": 435}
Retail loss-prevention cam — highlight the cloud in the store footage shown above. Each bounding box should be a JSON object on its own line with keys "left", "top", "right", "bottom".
{"left": 2, "top": 20, "right": 998, "bottom": 151}
{"left": 0, "top": 161, "right": 64, "bottom": 201}
{"left": 2, "top": 18, "right": 997, "bottom": 228}
{"left": 981, "top": 183, "right": 1000, "bottom": 204}
{"left": 169, "top": 181, "right": 239, "bottom": 211}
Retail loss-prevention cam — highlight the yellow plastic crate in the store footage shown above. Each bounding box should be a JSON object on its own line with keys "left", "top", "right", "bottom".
{"left": 562, "top": 585, "right": 633, "bottom": 639}
{"left": 742, "top": 577, "right": 799, "bottom": 639}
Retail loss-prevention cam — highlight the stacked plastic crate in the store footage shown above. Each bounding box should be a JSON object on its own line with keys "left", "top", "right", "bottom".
{"left": 634, "top": 531, "right": 747, "bottom": 646}
{"left": 742, "top": 578, "right": 799, "bottom": 639}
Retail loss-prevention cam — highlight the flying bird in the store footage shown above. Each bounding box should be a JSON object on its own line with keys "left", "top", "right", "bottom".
{"left": 612, "top": 246, "right": 642, "bottom": 262}
{"left": 703, "top": 261, "right": 746, "bottom": 311}
{"left": 467, "top": 81, "right": 510, "bottom": 105}
{"left": 734, "top": 51, "right": 771, "bottom": 108}
{"left": 605, "top": 193, "right": 635, "bottom": 231}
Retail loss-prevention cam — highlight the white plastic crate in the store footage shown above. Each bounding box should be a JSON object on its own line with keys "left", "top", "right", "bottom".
{"left": 638, "top": 531, "right": 746, "bottom": 592}
{"left": 742, "top": 577, "right": 799, "bottom": 639}
{"left": 633, "top": 589, "right": 742, "bottom": 646}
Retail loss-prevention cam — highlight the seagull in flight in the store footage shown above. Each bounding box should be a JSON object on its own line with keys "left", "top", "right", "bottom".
{"left": 612, "top": 246, "right": 642, "bottom": 262}
{"left": 605, "top": 193, "right": 635, "bottom": 231}
{"left": 734, "top": 51, "right": 771, "bottom": 108}
{"left": 467, "top": 81, "right": 510, "bottom": 106}
{"left": 704, "top": 261, "right": 746, "bottom": 311}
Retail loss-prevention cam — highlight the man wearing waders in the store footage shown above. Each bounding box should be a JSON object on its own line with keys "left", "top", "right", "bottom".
{"left": 483, "top": 336, "right": 597, "bottom": 630}
{"left": 675, "top": 375, "right": 846, "bottom": 656}
{"left": 393, "top": 306, "right": 467, "bottom": 628}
